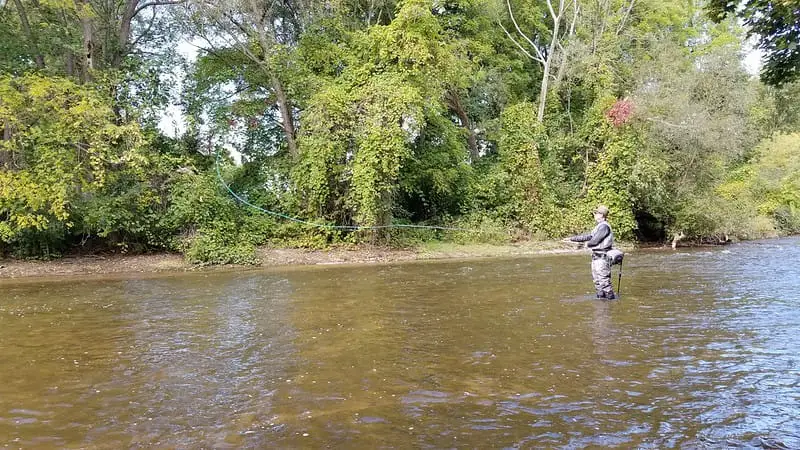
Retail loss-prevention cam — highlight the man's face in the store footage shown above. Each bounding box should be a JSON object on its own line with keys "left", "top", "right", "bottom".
{"left": 594, "top": 212, "right": 605, "bottom": 223}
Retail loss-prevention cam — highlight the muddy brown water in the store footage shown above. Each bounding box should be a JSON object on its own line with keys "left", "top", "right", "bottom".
{"left": 1, "top": 238, "right": 799, "bottom": 448}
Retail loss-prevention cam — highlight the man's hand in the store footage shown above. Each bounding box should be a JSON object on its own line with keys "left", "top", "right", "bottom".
{"left": 561, "top": 238, "right": 573, "bottom": 243}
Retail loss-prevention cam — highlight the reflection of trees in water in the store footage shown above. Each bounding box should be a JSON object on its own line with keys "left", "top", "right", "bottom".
{"left": 8, "top": 245, "right": 800, "bottom": 447}
{"left": 269, "top": 259, "right": 634, "bottom": 446}
{"left": 268, "top": 266, "right": 416, "bottom": 444}
{"left": 590, "top": 300, "right": 613, "bottom": 358}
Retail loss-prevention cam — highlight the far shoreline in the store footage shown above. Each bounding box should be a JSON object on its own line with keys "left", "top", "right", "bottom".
{"left": 5, "top": 234, "right": 781, "bottom": 282}
{"left": 0, "top": 240, "right": 652, "bottom": 282}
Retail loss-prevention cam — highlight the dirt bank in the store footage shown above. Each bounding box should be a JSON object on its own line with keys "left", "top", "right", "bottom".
{"left": 0, "top": 241, "right": 620, "bottom": 280}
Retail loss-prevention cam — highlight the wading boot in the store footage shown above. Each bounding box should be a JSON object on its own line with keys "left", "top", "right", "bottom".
{"left": 596, "top": 291, "right": 606, "bottom": 299}
{"left": 604, "top": 292, "right": 616, "bottom": 300}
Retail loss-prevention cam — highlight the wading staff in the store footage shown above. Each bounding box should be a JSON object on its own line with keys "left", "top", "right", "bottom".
{"left": 616, "top": 260, "right": 623, "bottom": 297}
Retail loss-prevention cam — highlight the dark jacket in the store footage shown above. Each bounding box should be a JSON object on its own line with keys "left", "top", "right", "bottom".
{"left": 570, "top": 220, "right": 614, "bottom": 254}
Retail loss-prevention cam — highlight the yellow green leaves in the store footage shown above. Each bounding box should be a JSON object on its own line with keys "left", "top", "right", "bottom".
{"left": 0, "top": 74, "right": 144, "bottom": 244}
{"left": 496, "top": 102, "right": 554, "bottom": 232}
{"left": 732, "top": 133, "right": 800, "bottom": 230}
{"left": 293, "top": 1, "right": 454, "bottom": 228}
{"left": 296, "top": 73, "right": 425, "bottom": 227}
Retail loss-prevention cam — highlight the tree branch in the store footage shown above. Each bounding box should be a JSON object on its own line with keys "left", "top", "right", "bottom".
{"left": 11, "top": 0, "right": 45, "bottom": 68}
{"left": 646, "top": 117, "right": 696, "bottom": 129}
{"left": 132, "top": 0, "right": 185, "bottom": 18}
{"left": 616, "top": 0, "right": 636, "bottom": 35}
{"left": 497, "top": 19, "right": 539, "bottom": 62}
{"left": 129, "top": 6, "right": 157, "bottom": 50}
{"left": 506, "top": 0, "right": 546, "bottom": 63}
{"left": 546, "top": 0, "right": 563, "bottom": 23}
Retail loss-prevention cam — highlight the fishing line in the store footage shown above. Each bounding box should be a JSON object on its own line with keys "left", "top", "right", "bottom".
{"left": 214, "top": 150, "right": 484, "bottom": 233}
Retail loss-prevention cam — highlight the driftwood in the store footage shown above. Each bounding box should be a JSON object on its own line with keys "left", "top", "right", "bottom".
{"left": 671, "top": 232, "right": 732, "bottom": 249}
{"left": 671, "top": 232, "right": 685, "bottom": 249}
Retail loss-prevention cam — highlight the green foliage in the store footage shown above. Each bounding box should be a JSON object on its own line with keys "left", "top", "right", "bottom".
{"left": 348, "top": 75, "right": 425, "bottom": 225}
{"left": 716, "top": 133, "right": 800, "bottom": 235}
{"left": 0, "top": 74, "right": 144, "bottom": 250}
{"left": 294, "top": 0, "right": 449, "bottom": 228}
{"left": 671, "top": 191, "right": 778, "bottom": 242}
{"left": 496, "top": 102, "right": 549, "bottom": 232}
{"left": 3, "top": 0, "right": 799, "bottom": 263}
{"left": 184, "top": 225, "right": 259, "bottom": 266}
{"left": 269, "top": 222, "right": 341, "bottom": 249}
{"left": 707, "top": 0, "right": 800, "bottom": 86}
{"left": 398, "top": 112, "right": 474, "bottom": 221}
{"left": 167, "top": 168, "right": 268, "bottom": 264}
{"left": 584, "top": 126, "right": 639, "bottom": 239}
{"left": 385, "top": 224, "right": 440, "bottom": 248}
{"left": 73, "top": 170, "right": 174, "bottom": 252}
{"left": 668, "top": 133, "right": 800, "bottom": 241}
{"left": 444, "top": 212, "right": 513, "bottom": 245}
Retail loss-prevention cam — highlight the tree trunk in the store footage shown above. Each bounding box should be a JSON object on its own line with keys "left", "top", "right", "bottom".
{"left": 446, "top": 90, "right": 479, "bottom": 162}
{"left": 537, "top": 8, "right": 562, "bottom": 123}
{"left": 1, "top": 122, "right": 12, "bottom": 167}
{"left": 59, "top": 6, "right": 77, "bottom": 77}
{"left": 114, "top": 0, "right": 139, "bottom": 68}
{"left": 250, "top": 14, "right": 299, "bottom": 160}
{"left": 553, "top": 1, "right": 577, "bottom": 92}
{"left": 65, "top": 52, "right": 76, "bottom": 76}
{"left": 12, "top": 0, "right": 46, "bottom": 69}
{"left": 78, "top": 0, "right": 94, "bottom": 82}
{"left": 271, "top": 73, "right": 298, "bottom": 159}
{"left": 552, "top": 46, "right": 568, "bottom": 92}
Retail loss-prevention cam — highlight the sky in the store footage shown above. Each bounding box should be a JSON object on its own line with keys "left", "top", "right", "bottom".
{"left": 157, "top": 41, "right": 199, "bottom": 139}
{"left": 743, "top": 46, "right": 764, "bottom": 76}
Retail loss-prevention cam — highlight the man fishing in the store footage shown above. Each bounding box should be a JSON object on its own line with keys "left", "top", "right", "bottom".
{"left": 564, "top": 205, "right": 616, "bottom": 300}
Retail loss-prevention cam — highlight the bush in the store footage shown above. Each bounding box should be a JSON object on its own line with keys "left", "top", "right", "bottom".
{"left": 183, "top": 226, "right": 258, "bottom": 266}
{"left": 444, "top": 213, "right": 512, "bottom": 245}
{"left": 0, "top": 74, "right": 145, "bottom": 255}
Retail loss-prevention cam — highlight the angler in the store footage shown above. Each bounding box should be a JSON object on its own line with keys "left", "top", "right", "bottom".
{"left": 564, "top": 205, "right": 624, "bottom": 300}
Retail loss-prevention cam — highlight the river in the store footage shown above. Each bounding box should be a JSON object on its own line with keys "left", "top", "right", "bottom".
{"left": 1, "top": 238, "right": 799, "bottom": 448}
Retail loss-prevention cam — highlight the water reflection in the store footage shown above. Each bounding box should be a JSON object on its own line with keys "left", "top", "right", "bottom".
{"left": 1, "top": 238, "right": 799, "bottom": 448}
{"left": 590, "top": 300, "right": 613, "bottom": 358}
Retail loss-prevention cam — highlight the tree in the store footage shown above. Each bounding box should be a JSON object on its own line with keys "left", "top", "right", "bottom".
{"left": 495, "top": 0, "right": 579, "bottom": 122}
{"left": 294, "top": 0, "right": 453, "bottom": 228}
{"left": 0, "top": 74, "right": 145, "bottom": 252}
{"left": 182, "top": 0, "right": 327, "bottom": 159}
{"left": 0, "top": 0, "right": 182, "bottom": 80}
{"left": 707, "top": 0, "right": 800, "bottom": 86}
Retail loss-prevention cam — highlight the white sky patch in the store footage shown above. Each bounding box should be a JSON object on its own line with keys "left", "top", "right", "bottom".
{"left": 157, "top": 40, "right": 199, "bottom": 138}
{"left": 156, "top": 39, "right": 242, "bottom": 165}
{"left": 743, "top": 45, "right": 763, "bottom": 76}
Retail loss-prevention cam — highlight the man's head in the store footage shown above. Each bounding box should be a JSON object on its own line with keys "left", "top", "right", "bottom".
{"left": 593, "top": 205, "right": 609, "bottom": 222}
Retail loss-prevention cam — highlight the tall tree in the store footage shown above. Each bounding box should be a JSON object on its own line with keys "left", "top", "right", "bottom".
{"left": 496, "top": 0, "right": 579, "bottom": 122}
{"left": 183, "top": 0, "right": 325, "bottom": 159}
{"left": 0, "top": 0, "right": 182, "bottom": 79}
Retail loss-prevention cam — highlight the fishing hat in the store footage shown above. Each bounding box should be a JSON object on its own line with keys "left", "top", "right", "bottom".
{"left": 593, "top": 205, "right": 610, "bottom": 217}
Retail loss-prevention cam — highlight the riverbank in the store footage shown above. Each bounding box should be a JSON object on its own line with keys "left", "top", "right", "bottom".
{"left": 0, "top": 240, "right": 624, "bottom": 280}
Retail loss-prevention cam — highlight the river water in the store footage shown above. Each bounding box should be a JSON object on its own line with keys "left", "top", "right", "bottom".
{"left": 1, "top": 238, "right": 799, "bottom": 448}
